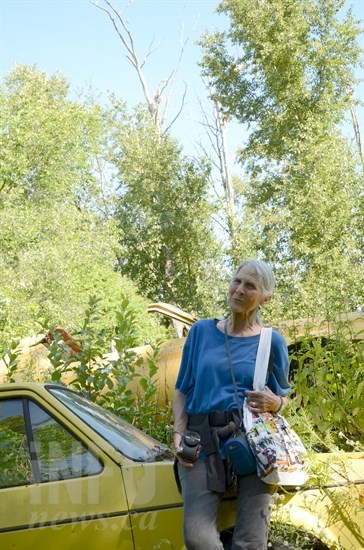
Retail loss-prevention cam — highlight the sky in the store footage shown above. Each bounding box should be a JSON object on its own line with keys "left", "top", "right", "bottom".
{"left": 1, "top": 0, "right": 233, "bottom": 154}
{"left": 1, "top": 0, "right": 363, "bottom": 159}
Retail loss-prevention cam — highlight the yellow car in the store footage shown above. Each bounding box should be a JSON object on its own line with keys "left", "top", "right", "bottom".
{"left": 0, "top": 383, "right": 363, "bottom": 550}
{"left": 0, "top": 382, "right": 233, "bottom": 550}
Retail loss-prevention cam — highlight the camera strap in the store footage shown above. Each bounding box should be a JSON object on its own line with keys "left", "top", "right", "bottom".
{"left": 224, "top": 320, "right": 244, "bottom": 429}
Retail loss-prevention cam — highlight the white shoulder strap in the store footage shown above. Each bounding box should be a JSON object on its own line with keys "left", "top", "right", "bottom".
{"left": 253, "top": 327, "right": 272, "bottom": 391}
{"left": 243, "top": 327, "right": 273, "bottom": 431}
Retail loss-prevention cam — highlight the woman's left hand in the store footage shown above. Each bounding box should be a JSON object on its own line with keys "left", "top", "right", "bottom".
{"left": 245, "top": 386, "right": 281, "bottom": 413}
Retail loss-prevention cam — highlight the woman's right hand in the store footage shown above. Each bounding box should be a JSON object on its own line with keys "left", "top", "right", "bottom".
{"left": 173, "top": 431, "right": 183, "bottom": 451}
{"left": 173, "top": 390, "right": 199, "bottom": 467}
{"left": 173, "top": 431, "right": 201, "bottom": 467}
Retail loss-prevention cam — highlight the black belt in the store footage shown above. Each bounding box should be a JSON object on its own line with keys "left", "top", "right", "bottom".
{"left": 189, "top": 410, "right": 240, "bottom": 428}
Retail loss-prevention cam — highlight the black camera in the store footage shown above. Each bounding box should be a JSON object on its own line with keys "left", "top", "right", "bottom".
{"left": 177, "top": 430, "right": 201, "bottom": 462}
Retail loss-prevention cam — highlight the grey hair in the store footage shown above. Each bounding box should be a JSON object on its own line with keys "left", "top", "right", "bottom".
{"left": 234, "top": 259, "right": 276, "bottom": 325}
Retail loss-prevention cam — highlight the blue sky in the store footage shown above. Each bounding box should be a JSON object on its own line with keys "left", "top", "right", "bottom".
{"left": 1, "top": 0, "right": 224, "bottom": 100}
{"left": 1, "top": 0, "right": 363, "bottom": 158}
{"left": 1, "top": 0, "right": 231, "bottom": 153}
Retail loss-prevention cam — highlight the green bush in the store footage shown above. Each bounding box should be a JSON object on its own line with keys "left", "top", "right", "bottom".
{"left": 287, "top": 321, "right": 364, "bottom": 451}
{"left": 44, "top": 295, "right": 173, "bottom": 443}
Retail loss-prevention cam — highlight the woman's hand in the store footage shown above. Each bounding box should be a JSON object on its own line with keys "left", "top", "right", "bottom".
{"left": 176, "top": 452, "right": 200, "bottom": 468}
{"left": 173, "top": 431, "right": 201, "bottom": 467}
{"left": 173, "top": 390, "right": 200, "bottom": 467}
{"left": 245, "top": 386, "right": 286, "bottom": 413}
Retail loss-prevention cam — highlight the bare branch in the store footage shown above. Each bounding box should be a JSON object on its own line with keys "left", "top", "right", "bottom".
{"left": 195, "top": 79, "right": 238, "bottom": 249}
{"left": 91, "top": 0, "right": 187, "bottom": 133}
{"left": 91, "top": 0, "right": 159, "bottom": 128}
{"left": 91, "top": 1, "right": 134, "bottom": 62}
{"left": 197, "top": 95, "right": 224, "bottom": 170}
{"left": 140, "top": 36, "right": 161, "bottom": 70}
{"left": 212, "top": 213, "right": 230, "bottom": 234}
{"left": 163, "top": 81, "right": 187, "bottom": 135}
{"left": 160, "top": 20, "right": 188, "bottom": 128}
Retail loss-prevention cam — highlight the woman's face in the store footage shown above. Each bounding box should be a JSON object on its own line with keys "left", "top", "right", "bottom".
{"left": 228, "top": 265, "right": 268, "bottom": 315}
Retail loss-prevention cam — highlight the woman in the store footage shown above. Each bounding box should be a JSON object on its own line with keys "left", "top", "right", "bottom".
{"left": 172, "top": 259, "right": 291, "bottom": 550}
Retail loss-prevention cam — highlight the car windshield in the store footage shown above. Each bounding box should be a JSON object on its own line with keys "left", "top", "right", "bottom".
{"left": 47, "top": 386, "right": 172, "bottom": 462}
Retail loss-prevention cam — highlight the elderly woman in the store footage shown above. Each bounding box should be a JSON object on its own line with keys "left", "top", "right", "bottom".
{"left": 173, "top": 259, "right": 290, "bottom": 550}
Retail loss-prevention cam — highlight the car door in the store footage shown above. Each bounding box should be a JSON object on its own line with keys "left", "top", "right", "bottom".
{"left": 121, "top": 460, "right": 185, "bottom": 550}
{"left": 0, "top": 390, "right": 134, "bottom": 550}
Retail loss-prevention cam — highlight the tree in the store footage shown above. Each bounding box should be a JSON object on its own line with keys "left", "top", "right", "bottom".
{"left": 0, "top": 65, "right": 105, "bottom": 204}
{"left": 109, "top": 102, "right": 225, "bottom": 316}
{"left": 0, "top": 66, "right": 165, "bottom": 345}
{"left": 200, "top": 0, "right": 364, "bottom": 318}
{"left": 196, "top": 83, "right": 239, "bottom": 256}
{"left": 90, "top": 2, "right": 227, "bottom": 317}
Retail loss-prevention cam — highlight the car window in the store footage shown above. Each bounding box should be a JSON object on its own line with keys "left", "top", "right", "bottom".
{"left": 48, "top": 386, "right": 172, "bottom": 462}
{"left": 0, "top": 399, "right": 33, "bottom": 488}
{"left": 0, "top": 398, "right": 102, "bottom": 489}
{"left": 28, "top": 400, "right": 102, "bottom": 482}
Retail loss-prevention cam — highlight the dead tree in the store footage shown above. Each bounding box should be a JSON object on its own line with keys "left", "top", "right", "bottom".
{"left": 91, "top": 0, "right": 187, "bottom": 133}
{"left": 197, "top": 81, "right": 238, "bottom": 255}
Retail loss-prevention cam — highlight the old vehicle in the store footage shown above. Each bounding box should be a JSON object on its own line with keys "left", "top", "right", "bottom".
{"left": 1, "top": 383, "right": 363, "bottom": 549}
{"left": 0, "top": 382, "right": 234, "bottom": 550}
{"left": 1, "top": 308, "right": 363, "bottom": 405}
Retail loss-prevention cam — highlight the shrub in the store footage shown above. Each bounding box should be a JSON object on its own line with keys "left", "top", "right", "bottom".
{"left": 45, "top": 295, "right": 173, "bottom": 442}
{"left": 287, "top": 321, "right": 364, "bottom": 451}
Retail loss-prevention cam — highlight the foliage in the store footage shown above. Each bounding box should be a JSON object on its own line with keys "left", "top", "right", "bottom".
{"left": 1, "top": 64, "right": 104, "bottom": 202}
{"left": 270, "top": 449, "right": 364, "bottom": 549}
{"left": 0, "top": 340, "right": 21, "bottom": 384}
{"left": 200, "top": 0, "right": 364, "bottom": 320}
{"left": 254, "top": 131, "right": 364, "bottom": 319}
{"left": 268, "top": 522, "right": 329, "bottom": 549}
{"left": 201, "top": 0, "right": 361, "bottom": 159}
{"left": 46, "top": 295, "right": 173, "bottom": 442}
{"left": 109, "top": 101, "right": 225, "bottom": 317}
{"left": 0, "top": 426, "right": 32, "bottom": 488}
{"left": 0, "top": 65, "right": 166, "bottom": 347}
{"left": 287, "top": 325, "right": 364, "bottom": 450}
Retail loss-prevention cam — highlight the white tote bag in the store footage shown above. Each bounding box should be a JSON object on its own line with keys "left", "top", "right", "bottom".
{"left": 244, "top": 328, "right": 308, "bottom": 486}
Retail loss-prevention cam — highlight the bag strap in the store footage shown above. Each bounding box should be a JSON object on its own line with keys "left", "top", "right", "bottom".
{"left": 224, "top": 321, "right": 273, "bottom": 426}
{"left": 224, "top": 320, "right": 244, "bottom": 425}
{"left": 253, "top": 327, "right": 272, "bottom": 391}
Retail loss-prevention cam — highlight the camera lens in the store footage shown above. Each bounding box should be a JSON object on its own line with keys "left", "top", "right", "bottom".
{"left": 183, "top": 431, "right": 201, "bottom": 447}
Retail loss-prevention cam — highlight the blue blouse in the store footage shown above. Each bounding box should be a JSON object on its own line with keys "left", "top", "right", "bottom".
{"left": 175, "top": 319, "right": 291, "bottom": 415}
